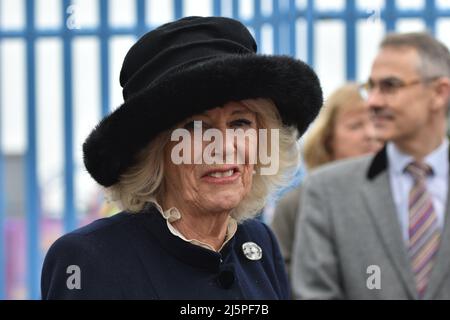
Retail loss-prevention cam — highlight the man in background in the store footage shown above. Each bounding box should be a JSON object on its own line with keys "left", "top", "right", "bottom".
{"left": 292, "top": 32, "right": 450, "bottom": 299}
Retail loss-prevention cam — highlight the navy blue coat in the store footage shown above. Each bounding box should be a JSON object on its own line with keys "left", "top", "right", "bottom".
{"left": 41, "top": 205, "right": 290, "bottom": 299}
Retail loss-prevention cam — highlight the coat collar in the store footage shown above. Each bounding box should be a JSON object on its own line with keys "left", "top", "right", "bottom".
{"left": 367, "top": 145, "right": 388, "bottom": 180}
{"left": 367, "top": 143, "right": 450, "bottom": 180}
{"left": 139, "top": 204, "right": 234, "bottom": 272}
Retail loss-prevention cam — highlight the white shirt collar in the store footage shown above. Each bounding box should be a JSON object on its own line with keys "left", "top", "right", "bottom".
{"left": 147, "top": 197, "right": 237, "bottom": 252}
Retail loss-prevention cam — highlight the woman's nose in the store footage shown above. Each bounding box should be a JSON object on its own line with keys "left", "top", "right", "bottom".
{"left": 206, "top": 127, "right": 236, "bottom": 162}
{"left": 224, "top": 130, "right": 237, "bottom": 156}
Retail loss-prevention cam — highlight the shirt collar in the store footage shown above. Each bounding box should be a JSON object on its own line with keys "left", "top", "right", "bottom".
{"left": 148, "top": 198, "right": 237, "bottom": 252}
{"left": 387, "top": 138, "right": 449, "bottom": 177}
{"left": 425, "top": 138, "right": 449, "bottom": 178}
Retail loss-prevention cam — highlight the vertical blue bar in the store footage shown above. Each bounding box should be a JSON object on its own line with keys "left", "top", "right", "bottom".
{"left": 232, "top": 0, "right": 239, "bottom": 19}
{"left": 288, "top": 0, "right": 297, "bottom": 57}
{"left": 62, "top": 0, "right": 76, "bottom": 234}
{"left": 174, "top": 0, "right": 183, "bottom": 19}
{"left": 384, "top": 0, "right": 397, "bottom": 32}
{"left": 345, "top": 0, "right": 356, "bottom": 81}
{"left": 272, "top": 0, "right": 280, "bottom": 54}
{"left": 213, "top": 0, "right": 221, "bottom": 16}
{"left": 0, "top": 43, "right": 6, "bottom": 298}
{"left": 306, "top": 0, "right": 315, "bottom": 66}
{"left": 136, "top": 0, "right": 147, "bottom": 37}
{"left": 25, "top": 0, "right": 40, "bottom": 299}
{"left": 425, "top": 0, "right": 437, "bottom": 35}
{"left": 100, "top": 0, "right": 110, "bottom": 117}
{"left": 278, "top": 0, "right": 291, "bottom": 55}
{"left": 253, "top": 0, "right": 262, "bottom": 49}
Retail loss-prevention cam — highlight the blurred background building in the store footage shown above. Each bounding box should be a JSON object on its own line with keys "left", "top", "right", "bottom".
{"left": 0, "top": 0, "right": 449, "bottom": 299}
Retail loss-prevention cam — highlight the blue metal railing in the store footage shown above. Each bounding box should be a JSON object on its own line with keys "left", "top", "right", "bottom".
{"left": 0, "top": 3, "right": 5, "bottom": 297}
{"left": 0, "top": 73, "right": 5, "bottom": 299}
{"left": 62, "top": 0, "right": 76, "bottom": 235}
{"left": 0, "top": 0, "right": 450, "bottom": 300}
{"left": 24, "top": 0, "right": 40, "bottom": 300}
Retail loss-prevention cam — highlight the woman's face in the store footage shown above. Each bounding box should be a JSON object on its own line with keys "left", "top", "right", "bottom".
{"left": 162, "top": 101, "right": 257, "bottom": 216}
{"left": 331, "top": 106, "right": 383, "bottom": 160}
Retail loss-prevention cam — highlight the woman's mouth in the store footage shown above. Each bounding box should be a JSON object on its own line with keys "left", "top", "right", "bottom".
{"left": 201, "top": 167, "right": 241, "bottom": 184}
{"left": 207, "top": 169, "right": 235, "bottom": 178}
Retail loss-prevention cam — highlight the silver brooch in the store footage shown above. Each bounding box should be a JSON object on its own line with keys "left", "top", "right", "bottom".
{"left": 242, "top": 242, "right": 262, "bottom": 261}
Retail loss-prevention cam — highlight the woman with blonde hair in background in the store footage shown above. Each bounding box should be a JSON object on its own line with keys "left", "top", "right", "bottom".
{"left": 270, "top": 83, "right": 383, "bottom": 284}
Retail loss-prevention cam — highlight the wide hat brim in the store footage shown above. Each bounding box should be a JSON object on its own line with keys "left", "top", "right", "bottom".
{"left": 83, "top": 53, "right": 323, "bottom": 187}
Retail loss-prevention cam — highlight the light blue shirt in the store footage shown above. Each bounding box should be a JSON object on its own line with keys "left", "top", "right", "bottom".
{"left": 387, "top": 139, "right": 449, "bottom": 244}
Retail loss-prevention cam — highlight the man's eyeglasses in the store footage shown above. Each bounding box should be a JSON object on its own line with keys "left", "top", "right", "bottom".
{"left": 359, "top": 76, "right": 441, "bottom": 99}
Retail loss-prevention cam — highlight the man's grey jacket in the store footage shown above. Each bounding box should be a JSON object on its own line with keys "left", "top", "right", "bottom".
{"left": 292, "top": 147, "right": 450, "bottom": 299}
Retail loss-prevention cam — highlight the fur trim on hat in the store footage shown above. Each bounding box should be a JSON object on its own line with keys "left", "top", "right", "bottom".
{"left": 83, "top": 54, "right": 322, "bottom": 187}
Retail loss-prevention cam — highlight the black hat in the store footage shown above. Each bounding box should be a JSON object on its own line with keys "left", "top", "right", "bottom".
{"left": 83, "top": 16, "right": 323, "bottom": 187}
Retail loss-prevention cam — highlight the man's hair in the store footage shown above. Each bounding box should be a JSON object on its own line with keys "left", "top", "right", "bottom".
{"left": 381, "top": 32, "right": 450, "bottom": 79}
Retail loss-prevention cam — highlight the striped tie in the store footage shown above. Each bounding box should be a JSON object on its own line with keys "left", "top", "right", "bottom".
{"left": 406, "top": 162, "right": 441, "bottom": 299}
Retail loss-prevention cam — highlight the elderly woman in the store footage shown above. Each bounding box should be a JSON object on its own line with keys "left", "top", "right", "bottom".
{"left": 41, "top": 16, "right": 322, "bottom": 299}
{"left": 271, "top": 83, "right": 383, "bottom": 281}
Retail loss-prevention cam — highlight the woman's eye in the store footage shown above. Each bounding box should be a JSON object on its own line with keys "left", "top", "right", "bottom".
{"left": 347, "top": 122, "right": 363, "bottom": 130}
{"left": 230, "top": 119, "right": 253, "bottom": 128}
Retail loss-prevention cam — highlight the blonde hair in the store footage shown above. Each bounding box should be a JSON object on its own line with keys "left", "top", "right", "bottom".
{"left": 302, "top": 83, "right": 366, "bottom": 170}
{"left": 106, "top": 98, "right": 300, "bottom": 222}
